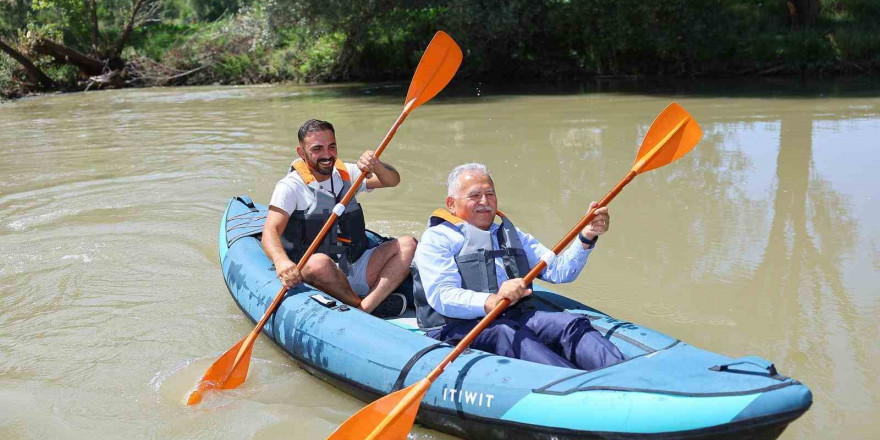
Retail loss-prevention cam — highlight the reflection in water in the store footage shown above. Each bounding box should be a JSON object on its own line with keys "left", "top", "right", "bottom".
{"left": 0, "top": 86, "right": 877, "bottom": 440}
{"left": 747, "top": 110, "right": 871, "bottom": 437}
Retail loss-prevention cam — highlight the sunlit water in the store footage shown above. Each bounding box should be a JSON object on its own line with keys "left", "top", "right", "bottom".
{"left": 1, "top": 82, "right": 877, "bottom": 439}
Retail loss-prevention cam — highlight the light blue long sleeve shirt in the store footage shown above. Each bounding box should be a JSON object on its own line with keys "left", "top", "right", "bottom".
{"left": 414, "top": 221, "right": 593, "bottom": 320}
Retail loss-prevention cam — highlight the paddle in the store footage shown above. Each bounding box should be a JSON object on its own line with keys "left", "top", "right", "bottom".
{"left": 326, "top": 102, "right": 703, "bottom": 440}
{"left": 186, "top": 31, "right": 463, "bottom": 406}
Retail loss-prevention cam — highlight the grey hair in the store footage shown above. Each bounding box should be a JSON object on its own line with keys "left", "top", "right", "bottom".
{"left": 447, "top": 163, "right": 492, "bottom": 197}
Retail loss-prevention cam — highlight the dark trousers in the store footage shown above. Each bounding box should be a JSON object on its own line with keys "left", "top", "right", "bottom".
{"left": 428, "top": 308, "right": 625, "bottom": 371}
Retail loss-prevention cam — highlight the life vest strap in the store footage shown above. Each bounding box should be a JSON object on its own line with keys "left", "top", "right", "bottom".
{"left": 429, "top": 208, "right": 509, "bottom": 227}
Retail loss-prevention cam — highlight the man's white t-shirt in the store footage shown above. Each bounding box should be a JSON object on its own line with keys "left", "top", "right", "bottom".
{"left": 269, "top": 163, "right": 371, "bottom": 215}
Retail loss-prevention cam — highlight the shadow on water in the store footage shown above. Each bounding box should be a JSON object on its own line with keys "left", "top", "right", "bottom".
{"left": 304, "top": 77, "right": 880, "bottom": 105}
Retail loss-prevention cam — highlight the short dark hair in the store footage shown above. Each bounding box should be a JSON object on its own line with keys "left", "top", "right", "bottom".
{"left": 298, "top": 119, "right": 335, "bottom": 143}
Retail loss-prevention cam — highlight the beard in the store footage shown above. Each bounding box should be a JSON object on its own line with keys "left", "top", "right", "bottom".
{"left": 309, "top": 156, "right": 335, "bottom": 176}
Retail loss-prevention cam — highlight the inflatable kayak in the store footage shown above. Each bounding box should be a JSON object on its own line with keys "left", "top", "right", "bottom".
{"left": 220, "top": 196, "right": 812, "bottom": 439}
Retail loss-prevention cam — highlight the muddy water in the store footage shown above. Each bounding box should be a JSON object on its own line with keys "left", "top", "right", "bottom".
{"left": 1, "top": 83, "right": 877, "bottom": 439}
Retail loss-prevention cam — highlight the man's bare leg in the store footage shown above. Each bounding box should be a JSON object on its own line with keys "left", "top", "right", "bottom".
{"left": 359, "top": 236, "right": 417, "bottom": 312}
{"left": 301, "top": 253, "right": 363, "bottom": 308}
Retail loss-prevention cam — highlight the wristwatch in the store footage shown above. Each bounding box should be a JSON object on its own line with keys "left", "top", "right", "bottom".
{"left": 578, "top": 233, "right": 598, "bottom": 248}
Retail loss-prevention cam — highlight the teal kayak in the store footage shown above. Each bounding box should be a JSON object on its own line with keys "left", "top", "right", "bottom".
{"left": 220, "top": 195, "right": 812, "bottom": 439}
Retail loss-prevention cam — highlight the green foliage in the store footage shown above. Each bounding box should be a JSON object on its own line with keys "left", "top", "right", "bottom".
{"left": 160, "top": 0, "right": 198, "bottom": 21}
{"left": 189, "top": 0, "right": 247, "bottom": 21}
{"left": 43, "top": 61, "right": 80, "bottom": 84}
{"left": 4, "top": 0, "right": 880, "bottom": 99}
{"left": 215, "top": 52, "right": 257, "bottom": 80}
{"left": 1, "top": 1, "right": 30, "bottom": 36}
{"left": 29, "top": 0, "right": 93, "bottom": 48}
{"left": 0, "top": 52, "right": 17, "bottom": 98}
{"left": 298, "top": 31, "right": 345, "bottom": 80}
{"left": 831, "top": 29, "right": 880, "bottom": 65}
{"left": 839, "top": 0, "right": 880, "bottom": 30}
{"left": 129, "top": 22, "right": 201, "bottom": 60}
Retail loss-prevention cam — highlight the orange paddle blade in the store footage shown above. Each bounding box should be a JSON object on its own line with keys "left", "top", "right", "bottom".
{"left": 632, "top": 102, "right": 703, "bottom": 174}
{"left": 327, "top": 379, "right": 431, "bottom": 440}
{"left": 405, "top": 31, "right": 463, "bottom": 112}
{"left": 186, "top": 336, "right": 253, "bottom": 405}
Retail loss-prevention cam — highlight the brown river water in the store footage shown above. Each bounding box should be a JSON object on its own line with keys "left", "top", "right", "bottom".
{"left": 1, "top": 82, "right": 878, "bottom": 439}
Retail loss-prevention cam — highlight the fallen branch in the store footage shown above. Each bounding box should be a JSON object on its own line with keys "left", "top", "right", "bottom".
{"left": 0, "top": 38, "right": 55, "bottom": 89}
{"left": 32, "top": 37, "right": 105, "bottom": 76}
{"left": 160, "top": 65, "right": 209, "bottom": 85}
{"left": 757, "top": 64, "right": 788, "bottom": 76}
{"left": 84, "top": 69, "right": 126, "bottom": 91}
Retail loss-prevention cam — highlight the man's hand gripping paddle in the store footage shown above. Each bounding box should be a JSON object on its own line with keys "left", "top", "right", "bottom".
{"left": 186, "top": 31, "right": 463, "bottom": 406}
{"left": 326, "top": 102, "right": 703, "bottom": 439}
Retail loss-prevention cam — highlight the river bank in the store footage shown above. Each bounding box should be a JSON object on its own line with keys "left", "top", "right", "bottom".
{"left": 2, "top": 1, "right": 879, "bottom": 101}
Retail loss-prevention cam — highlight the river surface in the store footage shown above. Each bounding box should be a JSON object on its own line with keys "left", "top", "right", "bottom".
{"left": 1, "top": 82, "right": 878, "bottom": 440}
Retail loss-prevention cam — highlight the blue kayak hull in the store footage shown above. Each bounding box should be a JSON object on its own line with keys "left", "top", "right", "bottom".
{"left": 219, "top": 196, "right": 811, "bottom": 439}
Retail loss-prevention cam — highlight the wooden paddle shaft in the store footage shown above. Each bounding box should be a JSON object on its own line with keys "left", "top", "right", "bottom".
{"left": 250, "top": 108, "right": 414, "bottom": 339}
{"left": 425, "top": 169, "right": 638, "bottom": 383}
{"left": 294, "top": 109, "right": 411, "bottom": 274}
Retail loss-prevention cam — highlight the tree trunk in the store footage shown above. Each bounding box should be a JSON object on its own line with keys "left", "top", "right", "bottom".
{"left": 788, "top": 0, "right": 820, "bottom": 27}
{"left": 88, "top": 0, "right": 101, "bottom": 55}
{"left": 32, "top": 37, "right": 106, "bottom": 76}
{"left": 0, "top": 38, "right": 55, "bottom": 89}
{"left": 113, "top": 0, "right": 147, "bottom": 60}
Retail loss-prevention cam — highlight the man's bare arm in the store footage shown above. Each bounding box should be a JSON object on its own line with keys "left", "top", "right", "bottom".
{"left": 358, "top": 150, "right": 401, "bottom": 189}
{"left": 262, "top": 206, "right": 302, "bottom": 287}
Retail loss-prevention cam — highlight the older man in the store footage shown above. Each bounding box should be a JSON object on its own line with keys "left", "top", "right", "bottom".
{"left": 412, "top": 163, "right": 625, "bottom": 370}
{"left": 262, "top": 119, "right": 416, "bottom": 318}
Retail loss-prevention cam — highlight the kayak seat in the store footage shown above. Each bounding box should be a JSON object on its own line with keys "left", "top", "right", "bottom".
{"left": 226, "top": 197, "right": 266, "bottom": 247}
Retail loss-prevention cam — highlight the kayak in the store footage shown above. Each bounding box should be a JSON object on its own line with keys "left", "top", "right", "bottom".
{"left": 220, "top": 195, "right": 812, "bottom": 439}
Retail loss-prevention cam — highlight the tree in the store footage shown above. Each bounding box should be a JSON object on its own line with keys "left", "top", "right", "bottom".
{"left": 788, "top": 0, "right": 819, "bottom": 27}
{"left": 5, "top": 0, "right": 164, "bottom": 91}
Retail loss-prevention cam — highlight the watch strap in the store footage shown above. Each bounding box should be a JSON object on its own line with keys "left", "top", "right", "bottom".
{"left": 578, "top": 233, "right": 598, "bottom": 247}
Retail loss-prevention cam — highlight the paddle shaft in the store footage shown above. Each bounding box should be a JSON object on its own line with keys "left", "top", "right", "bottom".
{"left": 230, "top": 105, "right": 416, "bottom": 371}
{"left": 421, "top": 115, "right": 696, "bottom": 380}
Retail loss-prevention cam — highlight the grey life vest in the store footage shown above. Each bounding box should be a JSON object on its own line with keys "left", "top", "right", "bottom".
{"left": 412, "top": 209, "right": 532, "bottom": 331}
{"left": 280, "top": 159, "right": 369, "bottom": 274}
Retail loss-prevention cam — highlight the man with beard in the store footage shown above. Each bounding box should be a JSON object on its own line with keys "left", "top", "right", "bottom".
{"left": 262, "top": 119, "right": 415, "bottom": 318}
{"left": 411, "top": 163, "right": 625, "bottom": 369}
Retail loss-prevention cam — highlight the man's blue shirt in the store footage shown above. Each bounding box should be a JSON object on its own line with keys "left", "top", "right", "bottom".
{"left": 414, "top": 220, "right": 593, "bottom": 319}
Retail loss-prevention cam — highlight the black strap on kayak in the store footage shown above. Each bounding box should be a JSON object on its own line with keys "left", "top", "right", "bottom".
{"left": 227, "top": 216, "right": 266, "bottom": 229}
{"left": 604, "top": 321, "right": 631, "bottom": 339}
{"left": 709, "top": 361, "right": 788, "bottom": 381}
{"left": 392, "top": 342, "right": 452, "bottom": 392}
{"left": 235, "top": 195, "right": 258, "bottom": 212}
{"left": 226, "top": 197, "right": 265, "bottom": 246}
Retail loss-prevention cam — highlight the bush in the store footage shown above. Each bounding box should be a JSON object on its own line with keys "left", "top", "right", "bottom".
{"left": 298, "top": 31, "right": 344, "bottom": 81}
{"left": 0, "top": 51, "right": 19, "bottom": 99}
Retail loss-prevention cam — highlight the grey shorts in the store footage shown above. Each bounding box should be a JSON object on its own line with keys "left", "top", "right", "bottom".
{"left": 345, "top": 247, "right": 375, "bottom": 297}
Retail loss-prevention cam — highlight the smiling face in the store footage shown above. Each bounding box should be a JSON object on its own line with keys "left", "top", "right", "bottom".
{"left": 446, "top": 170, "right": 497, "bottom": 230}
{"left": 296, "top": 130, "right": 337, "bottom": 177}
